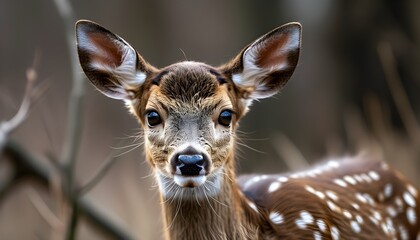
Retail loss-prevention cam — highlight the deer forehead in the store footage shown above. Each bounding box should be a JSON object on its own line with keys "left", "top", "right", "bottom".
{"left": 145, "top": 61, "right": 235, "bottom": 114}
{"left": 157, "top": 62, "right": 220, "bottom": 100}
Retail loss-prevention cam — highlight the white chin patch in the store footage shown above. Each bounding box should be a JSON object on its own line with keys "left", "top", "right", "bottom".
{"left": 174, "top": 175, "right": 207, "bottom": 187}
{"left": 157, "top": 169, "right": 223, "bottom": 200}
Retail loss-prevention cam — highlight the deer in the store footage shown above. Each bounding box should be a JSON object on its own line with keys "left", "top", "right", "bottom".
{"left": 75, "top": 20, "right": 420, "bottom": 240}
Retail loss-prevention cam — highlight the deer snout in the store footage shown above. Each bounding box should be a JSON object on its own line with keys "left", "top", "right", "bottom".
{"left": 177, "top": 154, "right": 205, "bottom": 175}
{"left": 171, "top": 146, "right": 210, "bottom": 187}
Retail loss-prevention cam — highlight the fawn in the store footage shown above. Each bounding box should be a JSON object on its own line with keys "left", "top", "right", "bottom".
{"left": 76, "top": 20, "right": 420, "bottom": 239}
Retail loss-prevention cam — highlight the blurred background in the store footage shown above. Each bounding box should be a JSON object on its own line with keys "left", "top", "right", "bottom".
{"left": 0, "top": 0, "right": 419, "bottom": 239}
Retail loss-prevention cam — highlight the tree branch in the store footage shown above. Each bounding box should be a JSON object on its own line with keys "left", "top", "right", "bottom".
{"left": 52, "top": 0, "right": 86, "bottom": 238}
{"left": 2, "top": 140, "right": 135, "bottom": 240}
{"left": 0, "top": 60, "right": 41, "bottom": 153}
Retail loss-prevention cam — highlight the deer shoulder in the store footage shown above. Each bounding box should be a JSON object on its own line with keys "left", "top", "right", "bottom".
{"left": 238, "top": 157, "right": 419, "bottom": 239}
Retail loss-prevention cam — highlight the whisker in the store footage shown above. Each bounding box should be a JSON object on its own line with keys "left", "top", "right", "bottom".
{"left": 112, "top": 144, "right": 142, "bottom": 158}
{"left": 110, "top": 143, "right": 142, "bottom": 150}
{"left": 235, "top": 141, "right": 266, "bottom": 154}
{"left": 202, "top": 188, "right": 221, "bottom": 219}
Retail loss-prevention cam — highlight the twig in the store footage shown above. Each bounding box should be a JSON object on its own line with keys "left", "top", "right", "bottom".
{"left": 0, "top": 57, "right": 41, "bottom": 152}
{"left": 27, "top": 188, "right": 63, "bottom": 231}
{"left": 377, "top": 41, "right": 420, "bottom": 145}
{"left": 77, "top": 153, "right": 121, "bottom": 196}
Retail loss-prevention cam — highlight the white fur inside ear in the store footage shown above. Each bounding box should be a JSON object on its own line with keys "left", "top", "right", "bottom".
{"left": 89, "top": 43, "right": 146, "bottom": 88}
{"left": 233, "top": 27, "right": 300, "bottom": 99}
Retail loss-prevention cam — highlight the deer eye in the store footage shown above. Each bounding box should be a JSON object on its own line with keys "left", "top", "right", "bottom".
{"left": 218, "top": 110, "right": 233, "bottom": 127}
{"left": 146, "top": 110, "right": 162, "bottom": 127}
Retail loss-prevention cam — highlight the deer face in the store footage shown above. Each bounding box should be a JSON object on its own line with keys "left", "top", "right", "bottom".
{"left": 138, "top": 62, "right": 240, "bottom": 190}
{"left": 76, "top": 20, "right": 301, "bottom": 198}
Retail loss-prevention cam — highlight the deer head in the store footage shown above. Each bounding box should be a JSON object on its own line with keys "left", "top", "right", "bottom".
{"left": 76, "top": 20, "right": 301, "bottom": 199}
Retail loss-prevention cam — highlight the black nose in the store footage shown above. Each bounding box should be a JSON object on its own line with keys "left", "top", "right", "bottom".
{"left": 171, "top": 147, "right": 209, "bottom": 176}
{"left": 178, "top": 154, "right": 204, "bottom": 165}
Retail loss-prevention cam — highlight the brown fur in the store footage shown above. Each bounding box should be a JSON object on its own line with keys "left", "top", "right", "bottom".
{"left": 76, "top": 20, "right": 420, "bottom": 239}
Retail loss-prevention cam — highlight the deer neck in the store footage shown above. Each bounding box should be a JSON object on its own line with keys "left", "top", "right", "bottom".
{"left": 160, "top": 156, "right": 260, "bottom": 240}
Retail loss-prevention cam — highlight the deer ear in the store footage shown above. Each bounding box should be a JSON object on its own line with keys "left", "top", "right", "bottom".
{"left": 222, "top": 23, "right": 301, "bottom": 101}
{"left": 76, "top": 20, "right": 155, "bottom": 100}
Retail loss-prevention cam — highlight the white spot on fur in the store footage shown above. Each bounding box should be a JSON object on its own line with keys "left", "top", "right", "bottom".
{"left": 407, "top": 184, "right": 418, "bottom": 197}
{"left": 295, "top": 210, "right": 313, "bottom": 229}
{"left": 386, "top": 206, "right": 397, "bottom": 218}
{"left": 360, "top": 173, "right": 372, "bottom": 183}
{"left": 269, "top": 212, "right": 284, "bottom": 224}
{"left": 326, "top": 190, "right": 339, "bottom": 201}
{"left": 369, "top": 216, "right": 379, "bottom": 226}
{"left": 300, "top": 210, "right": 314, "bottom": 224}
{"left": 406, "top": 207, "right": 417, "bottom": 225}
{"left": 356, "top": 215, "right": 364, "bottom": 224}
{"left": 343, "top": 210, "right": 352, "bottom": 219}
{"left": 354, "top": 174, "right": 363, "bottom": 183}
{"left": 351, "top": 203, "right": 360, "bottom": 210}
{"left": 363, "top": 193, "right": 376, "bottom": 206}
{"left": 403, "top": 191, "right": 416, "bottom": 207}
{"left": 295, "top": 219, "right": 307, "bottom": 229}
{"left": 381, "top": 222, "right": 390, "bottom": 235}
{"left": 277, "top": 176, "right": 288, "bottom": 182}
{"left": 385, "top": 217, "right": 396, "bottom": 235}
{"left": 314, "top": 231, "right": 322, "bottom": 240}
{"left": 330, "top": 226, "right": 339, "bottom": 240}
{"left": 327, "top": 161, "right": 340, "bottom": 168}
{"left": 371, "top": 210, "right": 382, "bottom": 221}
{"left": 355, "top": 193, "right": 367, "bottom": 204}
{"left": 268, "top": 182, "right": 281, "bottom": 193}
{"left": 315, "top": 191, "right": 326, "bottom": 199}
{"left": 327, "top": 200, "right": 340, "bottom": 212}
{"left": 350, "top": 220, "right": 361, "bottom": 233}
{"left": 305, "top": 185, "right": 316, "bottom": 194}
{"left": 384, "top": 183, "right": 393, "bottom": 198}
{"left": 305, "top": 185, "right": 325, "bottom": 199}
{"left": 399, "top": 225, "right": 409, "bottom": 240}
{"left": 334, "top": 179, "right": 347, "bottom": 188}
{"left": 317, "top": 219, "right": 327, "bottom": 232}
{"left": 368, "top": 171, "right": 380, "bottom": 181}
{"left": 343, "top": 175, "right": 357, "bottom": 185}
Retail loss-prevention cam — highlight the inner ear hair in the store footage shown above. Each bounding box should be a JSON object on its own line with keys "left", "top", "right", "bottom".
{"left": 222, "top": 23, "right": 302, "bottom": 101}
{"left": 76, "top": 20, "right": 156, "bottom": 100}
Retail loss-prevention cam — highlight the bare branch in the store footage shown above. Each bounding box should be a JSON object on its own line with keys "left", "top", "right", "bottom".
{"left": 0, "top": 56, "right": 42, "bottom": 152}
{"left": 52, "top": 0, "right": 86, "bottom": 238}
{"left": 53, "top": 0, "right": 86, "bottom": 171}
{"left": 2, "top": 140, "right": 135, "bottom": 240}
{"left": 27, "top": 188, "right": 64, "bottom": 231}
{"left": 77, "top": 153, "right": 121, "bottom": 196}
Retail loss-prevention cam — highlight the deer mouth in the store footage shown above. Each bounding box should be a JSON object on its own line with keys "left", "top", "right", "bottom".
{"left": 158, "top": 168, "right": 223, "bottom": 199}
{"left": 173, "top": 175, "right": 207, "bottom": 188}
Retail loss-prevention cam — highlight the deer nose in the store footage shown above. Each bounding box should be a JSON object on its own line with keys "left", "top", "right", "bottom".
{"left": 172, "top": 148, "right": 209, "bottom": 176}
{"left": 178, "top": 154, "right": 204, "bottom": 165}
